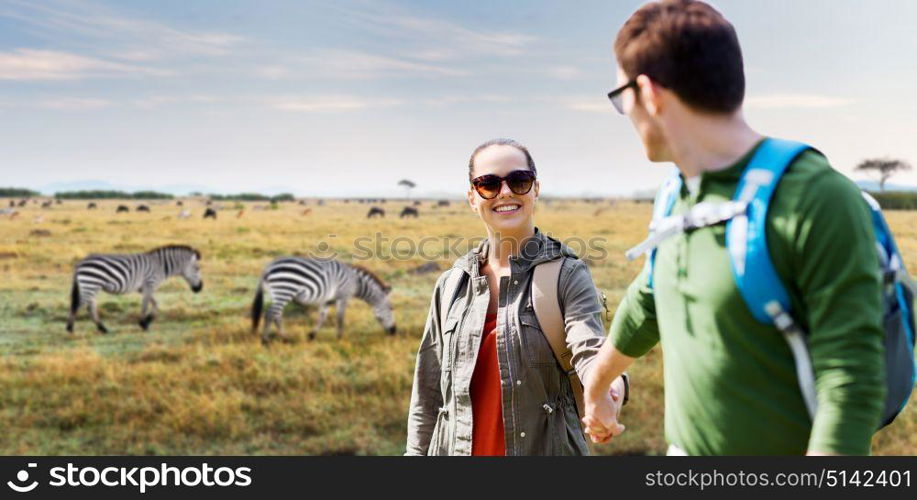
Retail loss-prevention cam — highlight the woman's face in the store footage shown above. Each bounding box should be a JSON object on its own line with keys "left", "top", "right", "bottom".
{"left": 467, "top": 144, "right": 539, "bottom": 235}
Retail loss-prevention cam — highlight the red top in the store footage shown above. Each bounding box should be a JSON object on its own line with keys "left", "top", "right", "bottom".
{"left": 470, "top": 313, "right": 505, "bottom": 456}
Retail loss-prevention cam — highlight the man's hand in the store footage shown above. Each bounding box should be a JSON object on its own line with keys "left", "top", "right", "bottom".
{"left": 582, "top": 376, "right": 626, "bottom": 444}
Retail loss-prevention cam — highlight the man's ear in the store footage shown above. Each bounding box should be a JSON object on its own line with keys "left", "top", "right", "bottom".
{"left": 636, "top": 74, "right": 662, "bottom": 116}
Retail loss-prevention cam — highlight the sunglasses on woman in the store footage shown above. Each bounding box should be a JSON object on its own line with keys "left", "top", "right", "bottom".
{"left": 470, "top": 170, "right": 537, "bottom": 199}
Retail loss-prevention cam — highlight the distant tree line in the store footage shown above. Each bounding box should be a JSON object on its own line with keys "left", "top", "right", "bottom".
{"left": 0, "top": 187, "right": 41, "bottom": 197}
{"left": 209, "top": 193, "right": 295, "bottom": 202}
{"left": 867, "top": 191, "right": 917, "bottom": 210}
{"left": 55, "top": 190, "right": 174, "bottom": 200}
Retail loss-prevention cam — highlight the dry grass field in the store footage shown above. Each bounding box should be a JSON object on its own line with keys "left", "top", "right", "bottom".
{"left": 0, "top": 198, "right": 913, "bottom": 455}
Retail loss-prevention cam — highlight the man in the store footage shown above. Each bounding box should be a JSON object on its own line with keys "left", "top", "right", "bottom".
{"left": 583, "top": 0, "right": 885, "bottom": 455}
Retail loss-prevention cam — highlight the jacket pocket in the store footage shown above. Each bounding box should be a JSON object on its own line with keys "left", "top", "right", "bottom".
{"left": 440, "top": 314, "right": 460, "bottom": 373}
{"left": 547, "top": 402, "right": 588, "bottom": 456}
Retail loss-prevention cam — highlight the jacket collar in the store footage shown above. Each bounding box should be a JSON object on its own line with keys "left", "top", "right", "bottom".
{"left": 451, "top": 227, "right": 575, "bottom": 276}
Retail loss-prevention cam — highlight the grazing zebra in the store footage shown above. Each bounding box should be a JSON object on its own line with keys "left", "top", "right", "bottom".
{"left": 251, "top": 257, "right": 396, "bottom": 345}
{"left": 67, "top": 245, "right": 203, "bottom": 334}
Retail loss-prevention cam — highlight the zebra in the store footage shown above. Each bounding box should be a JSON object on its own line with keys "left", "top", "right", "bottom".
{"left": 66, "top": 245, "right": 203, "bottom": 334}
{"left": 251, "top": 257, "right": 396, "bottom": 345}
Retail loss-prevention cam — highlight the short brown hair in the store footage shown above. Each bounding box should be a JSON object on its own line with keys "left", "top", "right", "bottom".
{"left": 615, "top": 0, "right": 745, "bottom": 113}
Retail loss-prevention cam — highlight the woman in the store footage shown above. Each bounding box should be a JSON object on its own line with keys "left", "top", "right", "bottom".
{"left": 405, "top": 138, "right": 627, "bottom": 456}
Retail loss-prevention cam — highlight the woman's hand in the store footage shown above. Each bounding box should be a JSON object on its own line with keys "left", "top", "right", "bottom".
{"left": 582, "top": 376, "right": 626, "bottom": 444}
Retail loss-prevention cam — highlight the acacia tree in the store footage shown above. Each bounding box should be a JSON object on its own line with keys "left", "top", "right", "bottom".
{"left": 855, "top": 158, "right": 912, "bottom": 191}
{"left": 398, "top": 179, "right": 416, "bottom": 200}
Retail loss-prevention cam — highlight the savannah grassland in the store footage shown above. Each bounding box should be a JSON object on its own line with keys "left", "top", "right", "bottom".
{"left": 0, "top": 199, "right": 914, "bottom": 456}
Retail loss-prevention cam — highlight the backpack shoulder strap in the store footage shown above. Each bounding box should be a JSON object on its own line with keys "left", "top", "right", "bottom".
{"left": 626, "top": 167, "right": 682, "bottom": 289}
{"left": 727, "top": 137, "right": 819, "bottom": 418}
{"left": 531, "top": 257, "right": 585, "bottom": 418}
{"left": 726, "top": 137, "right": 814, "bottom": 323}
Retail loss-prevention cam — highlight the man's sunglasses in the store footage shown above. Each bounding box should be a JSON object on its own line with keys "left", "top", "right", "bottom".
{"left": 607, "top": 79, "right": 637, "bottom": 114}
{"left": 470, "top": 170, "right": 537, "bottom": 199}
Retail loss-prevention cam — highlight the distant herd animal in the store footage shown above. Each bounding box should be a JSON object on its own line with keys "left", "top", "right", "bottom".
{"left": 203, "top": 208, "right": 218, "bottom": 219}
{"left": 252, "top": 257, "right": 395, "bottom": 345}
{"left": 67, "top": 245, "right": 203, "bottom": 334}
{"left": 400, "top": 206, "right": 419, "bottom": 218}
{"left": 367, "top": 207, "right": 385, "bottom": 218}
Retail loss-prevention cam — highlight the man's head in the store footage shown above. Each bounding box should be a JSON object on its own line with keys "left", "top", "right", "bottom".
{"left": 612, "top": 0, "right": 745, "bottom": 161}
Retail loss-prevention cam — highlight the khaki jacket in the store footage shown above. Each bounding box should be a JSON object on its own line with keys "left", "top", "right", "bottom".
{"left": 405, "top": 230, "right": 606, "bottom": 455}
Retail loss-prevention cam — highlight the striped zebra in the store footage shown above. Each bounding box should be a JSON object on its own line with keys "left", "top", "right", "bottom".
{"left": 251, "top": 257, "right": 396, "bottom": 345}
{"left": 66, "top": 245, "right": 203, "bottom": 334}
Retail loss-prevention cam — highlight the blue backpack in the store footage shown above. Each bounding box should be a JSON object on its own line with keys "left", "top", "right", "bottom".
{"left": 627, "top": 137, "right": 916, "bottom": 427}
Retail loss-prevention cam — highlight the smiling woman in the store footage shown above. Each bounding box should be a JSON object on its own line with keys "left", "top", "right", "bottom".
{"left": 404, "top": 138, "right": 627, "bottom": 456}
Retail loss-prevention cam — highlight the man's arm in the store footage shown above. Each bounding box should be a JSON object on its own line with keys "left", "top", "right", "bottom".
{"left": 583, "top": 267, "right": 660, "bottom": 442}
{"left": 583, "top": 343, "right": 635, "bottom": 443}
{"left": 777, "top": 170, "right": 886, "bottom": 455}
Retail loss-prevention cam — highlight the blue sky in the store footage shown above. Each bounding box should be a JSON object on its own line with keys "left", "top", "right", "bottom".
{"left": 1, "top": 0, "right": 916, "bottom": 197}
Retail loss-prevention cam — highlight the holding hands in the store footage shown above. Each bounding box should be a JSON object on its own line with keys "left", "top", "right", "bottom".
{"left": 582, "top": 375, "right": 627, "bottom": 444}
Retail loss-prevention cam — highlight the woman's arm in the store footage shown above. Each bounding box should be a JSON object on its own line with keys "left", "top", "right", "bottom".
{"left": 404, "top": 271, "right": 449, "bottom": 455}
{"left": 559, "top": 258, "right": 607, "bottom": 383}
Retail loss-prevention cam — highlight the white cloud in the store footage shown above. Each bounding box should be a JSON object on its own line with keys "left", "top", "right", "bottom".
{"left": 560, "top": 97, "right": 611, "bottom": 113}
{"left": 255, "top": 65, "right": 290, "bottom": 80}
{"left": 293, "top": 49, "right": 467, "bottom": 79}
{"left": 0, "top": 48, "right": 170, "bottom": 80}
{"left": 332, "top": 3, "right": 537, "bottom": 60}
{"left": 745, "top": 94, "right": 854, "bottom": 109}
{"left": 0, "top": 0, "right": 244, "bottom": 61}
{"left": 269, "top": 95, "right": 402, "bottom": 113}
{"left": 37, "top": 97, "right": 112, "bottom": 110}
{"left": 420, "top": 95, "right": 513, "bottom": 107}
{"left": 131, "top": 95, "right": 220, "bottom": 109}
{"left": 547, "top": 66, "right": 584, "bottom": 80}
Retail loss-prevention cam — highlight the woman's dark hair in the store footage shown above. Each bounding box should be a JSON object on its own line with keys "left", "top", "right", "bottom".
{"left": 468, "top": 138, "right": 536, "bottom": 181}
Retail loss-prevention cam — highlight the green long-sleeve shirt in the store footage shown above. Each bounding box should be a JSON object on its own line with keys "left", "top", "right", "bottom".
{"left": 612, "top": 140, "right": 886, "bottom": 455}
